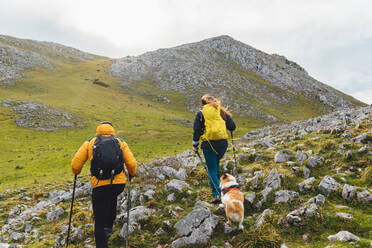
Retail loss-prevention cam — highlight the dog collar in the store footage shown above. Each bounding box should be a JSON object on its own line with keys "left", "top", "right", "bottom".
{"left": 222, "top": 184, "right": 240, "bottom": 195}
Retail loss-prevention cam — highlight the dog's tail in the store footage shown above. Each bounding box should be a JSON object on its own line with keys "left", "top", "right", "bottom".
{"left": 227, "top": 200, "right": 244, "bottom": 223}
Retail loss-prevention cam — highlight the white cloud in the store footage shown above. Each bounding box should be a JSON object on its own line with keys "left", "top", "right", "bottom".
{"left": 0, "top": 0, "right": 371, "bottom": 103}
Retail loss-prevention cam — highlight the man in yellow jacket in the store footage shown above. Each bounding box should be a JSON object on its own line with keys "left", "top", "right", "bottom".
{"left": 71, "top": 121, "right": 136, "bottom": 248}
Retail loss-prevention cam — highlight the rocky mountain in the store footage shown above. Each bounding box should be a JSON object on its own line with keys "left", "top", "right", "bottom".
{"left": 0, "top": 34, "right": 95, "bottom": 87}
{"left": 110, "top": 35, "right": 365, "bottom": 120}
{"left": 0, "top": 106, "right": 371, "bottom": 247}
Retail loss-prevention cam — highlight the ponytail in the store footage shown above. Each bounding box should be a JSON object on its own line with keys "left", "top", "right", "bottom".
{"left": 201, "top": 94, "right": 231, "bottom": 120}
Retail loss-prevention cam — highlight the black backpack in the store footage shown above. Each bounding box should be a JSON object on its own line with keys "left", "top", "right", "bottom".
{"left": 91, "top": 136, "right": 124, "bottom": 181}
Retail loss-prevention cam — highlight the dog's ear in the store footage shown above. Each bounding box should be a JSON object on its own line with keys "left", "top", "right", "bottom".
{"left": 222, "top": 174, "right": 228, "bottom": 180}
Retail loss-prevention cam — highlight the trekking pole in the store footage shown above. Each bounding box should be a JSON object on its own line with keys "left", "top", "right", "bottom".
{"left": 230, "top": 131, "right": 238, "bottom": 176}
{"left": 126, "top": 176, "right": 132, "bottom": 248}
{"left": 66, "top": 174, "right": 77, "bottom": 248}
{"left": 195, "top": 150, "right": 220, "bottom": 194}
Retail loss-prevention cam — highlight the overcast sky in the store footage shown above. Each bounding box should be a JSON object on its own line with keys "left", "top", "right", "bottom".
{"left": 0, "top": 0, "right": 371, "bottom": 104}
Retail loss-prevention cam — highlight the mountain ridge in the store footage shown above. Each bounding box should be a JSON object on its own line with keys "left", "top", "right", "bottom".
{"left": 110, "top": 35, "right": 365, "bottom": 119}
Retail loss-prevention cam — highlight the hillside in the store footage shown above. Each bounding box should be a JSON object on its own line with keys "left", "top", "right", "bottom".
{"left": 0, "top": 34, "right": 370, "bottom": 247}
{"left": 1, "top": 34, "right": 366, "bottom": 191}
{"left": 0, "top": 106, "right": 371, "bottom": 247}
{"left": 110, "top": 35, "right": 365, "bottom": 121}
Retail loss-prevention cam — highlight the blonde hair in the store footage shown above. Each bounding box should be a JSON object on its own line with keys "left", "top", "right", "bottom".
{"left": 201, "top": 94, "right": 231, "bottom": 120}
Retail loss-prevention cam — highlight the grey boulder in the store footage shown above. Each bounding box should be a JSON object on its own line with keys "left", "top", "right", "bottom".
{"left": 263, "top": 169, "right": 281, "bottom": 190}
{"left": 275, "top": 190, "right": 299, "bottom": 203}
{"left": 307, "top": 156, "right": 324, "bottom": 168}
{"left": 328, "top": 231, "right": 360, "bottom": 242}
{"left": 171, "top": 205, "right": 219, "bottom": 248}
{"left": 165, "top": 179, "right": 190, "bottom": 193}
{"left": 274, "top": 151, "right": 291, "bottom": 163}
{"left": 342, "top": 184, "right": 356, "bottom": 202}
{"left": 357, "top": 190, "right": 372, "bottom": 203}
{"left": 318, "top": 176, "right": 342, "bottom": 196}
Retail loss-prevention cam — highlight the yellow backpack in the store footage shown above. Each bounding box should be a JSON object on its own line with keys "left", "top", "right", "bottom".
{"left": 201, "top": 104, "right": 228, "bottom": 141}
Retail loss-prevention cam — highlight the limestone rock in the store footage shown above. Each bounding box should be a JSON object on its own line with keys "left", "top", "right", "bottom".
{"left": 328, "top": 231, "right": 360, "bottom": 242}
{"left": 295, "top": 151, "right": 307, "bottom": 165}
{"left": 336, "top": 212, "right": 353, "bottom": 219}
{"left": 255, "top": 209, "right": 273, "bottom": 228}
{"left": 263, "top": 169, "right": 281, "bottom": 190}
{"left": 165, "top": 179, "right": 190, "bottom": 193}
{"left": 318, "top": 176, "right": 342, "bottom": 196}
{"left": 46, "top": 207, "right": 64, "bottom": 222}
{"left": 303, "top": 167, "right": 310, "bottom": 179}
{"left": 244, "top": 192, "right": 256, "bottom": 205}
{"left": 274, "top": 151, "right": 291, "bottom": 163}
{"left": 342, "top": 184, "right": 356, "bottom": 202}
{"left": 298, "top": 177, "right": 316, "bottom": 193}
{"left": 171, "top": 205, "right": 219, "bottom": 248}
{"left": 307, "top": 156, "right": 324, "bottom": 168}
{"left": 357, "top": 190, "right": 372, "bottom": 203}
{"left": 275, "top": 190, "right": 299, "bottom": 203}
{"left": 306, "top": 194, "right": 325, "bottom": 206}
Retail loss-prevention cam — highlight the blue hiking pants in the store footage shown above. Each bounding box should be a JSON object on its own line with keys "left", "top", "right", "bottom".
{"left": 202, "top": 147, "right": 227, "bottom": 197}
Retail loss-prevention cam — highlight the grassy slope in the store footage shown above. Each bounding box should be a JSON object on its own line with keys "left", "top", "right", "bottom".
{"left": 0, "top": 110, "right": 370, "bottom": 247}
{"left": 0, "top": 44, "right": 363, "bottom": 191}
{"left": 0, "top": 54, "right": 262, "bottom": 190}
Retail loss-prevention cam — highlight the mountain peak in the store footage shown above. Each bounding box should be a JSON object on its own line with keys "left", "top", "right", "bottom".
{"left": 110, "top": 36, "right": 365, "bottom": 120}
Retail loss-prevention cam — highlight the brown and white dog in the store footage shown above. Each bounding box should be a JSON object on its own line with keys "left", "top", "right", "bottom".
{"left": 220, "top": 173, "right": 244, "bottom": 230}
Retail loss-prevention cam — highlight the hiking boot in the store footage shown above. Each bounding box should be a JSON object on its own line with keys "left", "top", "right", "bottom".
{"left": 211, "top": 195, "right": 221, "bottom": 204}
{"left": 104, "top": 227, "right": 113, "bottom": 238}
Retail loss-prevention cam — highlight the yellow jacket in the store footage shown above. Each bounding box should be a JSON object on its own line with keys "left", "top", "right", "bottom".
{"left": 71, "top": 124, "right": 137, "bottom": 188}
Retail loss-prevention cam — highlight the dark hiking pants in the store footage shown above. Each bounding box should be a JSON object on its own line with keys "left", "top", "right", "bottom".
{"left": 92, "top": 184, "right": 125, "bottom": 248}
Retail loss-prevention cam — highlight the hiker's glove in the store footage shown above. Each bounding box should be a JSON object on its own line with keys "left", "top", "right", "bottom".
{"left": 192, "top": 140, "right": 199, "bottom": 152}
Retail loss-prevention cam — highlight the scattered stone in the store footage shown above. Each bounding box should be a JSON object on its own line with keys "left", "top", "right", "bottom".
{"left": 345, "top": 150, "right": 353, "bottom": 159}
{"left": 171, "top": 205, "right": 219, "bottom": 248}
{"left": 295, "top": 151, "right": 307, "bottom": 165}
{"left": 165, "top": 179, "right": 190, "bottom": 193}
{"left": 144, "top": 189, "right": 155, "bottom": 201}
{"left": 155, "top": 227, "right": 166, "bottom": 236}
{"left": 274, "top": 151, "right": 291, "bottom": 163}
{"left": 342, "top": 184, "right": 356, "bottom": 202}
{"left": 306, "top": 194, "right": 325, "bottom": 206}
{"left": 286, "top": 203, "right": 318, "bottom": 226}
{"left": 245, "top": 192, "right": 256, "bottom": 205}
{"left": 275, "top": 190, "right": 299, "bottom": 203}
{"left": 194, "top": 200, "right": 213, "bottom": 209}
{"left": 263, "top": 169, "right": 281, "bottom": 190}
{"left": 303, "top": 167, "right": 310, "bottom": 179}
{"left": 302, "top": 233, "right": 309, "bottom": 241}
{"left": 307, "top": 156, "right": 324, "bottom": 168}
{"left": 255, "top": 209, "right": 273, "bottom": 228}
{"left": 357, "top": 190, "right": 372, "bottom": 203}
{"left": 224, "top": 242, "right": 233, "bottom": 248}
{"left": 318, "top": 176, "right": 342, "bottom": 196}
{"left": 328, "top": 231, "right": 360, "bottom": 242}
{"left": 352, "top": 133, "right": 368, "bottom": 144}
{"left": 335, "top": 205, "right": 352, "bottom": 210}
{"left": 358, "top": 145, "right": 369, "bottom": 153}
{"left": 223, "top": 223, "right": 238, "bottom": 234}
{"left": 298, "top": 177, "right": 316, "bottom": 193}
{"left": 46, "top": 207, "right": 64, "bottom": 222}
{"left": 336, "top": 212, "right": 353, "bottom": 219}
{"left": 118, "top": 206, "right": 155, "bottom": 238}
{"left": 291, "top": 166, "right": 300, "bottom": 174}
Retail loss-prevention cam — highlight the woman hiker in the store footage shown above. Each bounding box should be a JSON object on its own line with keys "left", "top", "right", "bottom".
{"left": 71, "top": 121, "right": 137, "bottom": 248}
{"left": 192, "top": 94, "right": 236, "bottom": 203}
